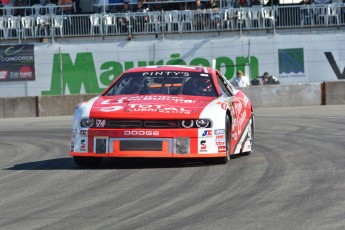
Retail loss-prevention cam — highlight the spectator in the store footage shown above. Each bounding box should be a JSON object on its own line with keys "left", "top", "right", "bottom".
{"left": 207, "top": 0, "right": 218, "bottom": 9}
{"left": 252, "top": 0, "right": 261, "bottom": 5}
{"left": 133, "top": 0, "right": 146, "bottom": 12}
{"left": 132, "top": 0, "right": 147, "bottom": 32}
{"left": 58, "top": 0, "right": 72, "bottom": 14}
{"left": 261, "top": 72, "right": 280, "bottom": 85}
{"left": 120, "top": 1, "right": 131, "bottom": 13}
{"left": 193, "top": 0, "right": 205, "bottom": 10}
{"left": 239, "top": 0, "right": 249, "bottom": 7}
{"left": 118, "top": 1, "right": 131, "bottom": 33}
{"left": 231, "top": 70, "right": 250, "bottom": 88}
{"left": 192, "top": 0, "right": 206, "bottom": 30}
{"left": 251, "top": 77, "right": 261, "bottom": 86}
{"left": 72, "top": 0, "right": 80, "bottom": 14}
{"left": 207, "top": 0, "right": 220, "bottom": 28}
{"left": 13, "top": 0, "right": 28, "bottom": 16}
{"left": 299, "top": 0, "right": 313, "bottom": 26}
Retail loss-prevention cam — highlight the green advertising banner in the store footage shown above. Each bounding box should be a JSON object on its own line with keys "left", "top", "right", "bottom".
{"left": 1, "top": 33, "right": 345, "bottom": 98}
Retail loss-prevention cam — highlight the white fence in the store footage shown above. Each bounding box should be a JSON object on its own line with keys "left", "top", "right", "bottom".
{"left": 1, "top": 3, "right": 345, "bottom": 40}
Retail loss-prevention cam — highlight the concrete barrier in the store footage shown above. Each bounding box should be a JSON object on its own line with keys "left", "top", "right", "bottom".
{"left": 38, "top": 94, "right": 98, "bottom": 117}
{"left": 242, "top": 83, "right": 322, "bottom": 107}
{"left": 1, "top": 82, "right": 345, "bottom": 118}
{"left": 0, "top": 97, "right": 37, "bottom": 118}
{"left": 324, "top": 81, "right": 345, "bottom": 105}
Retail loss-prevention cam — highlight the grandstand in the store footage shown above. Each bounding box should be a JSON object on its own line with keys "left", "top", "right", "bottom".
{"left": 0, "top": 0, "right": 344, "bottom": 99}
{"left": 0, "top": 0, "right": 344, "bottom": 42}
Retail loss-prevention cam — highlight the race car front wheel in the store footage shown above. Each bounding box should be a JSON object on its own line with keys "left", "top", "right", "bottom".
{"left": 73, "top": 156, "right": 103, "bottom": 167}
{"left": 214, "top": 114, "right": 231, "bottom": 164}
{"left": 224, "top": 114, "right": 231, "bottom": 162}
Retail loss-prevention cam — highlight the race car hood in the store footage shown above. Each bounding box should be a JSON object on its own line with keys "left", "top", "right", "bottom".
{"left": 88, "top": 95, "right": 217, "bottom": 119}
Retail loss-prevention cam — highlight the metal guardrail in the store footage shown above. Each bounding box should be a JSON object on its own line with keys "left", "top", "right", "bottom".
{"left": 0, "top": 3, "right": 344, "bottom": 41}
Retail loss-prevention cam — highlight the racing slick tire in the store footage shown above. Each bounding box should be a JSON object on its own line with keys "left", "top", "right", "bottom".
{"left": 73, "top": 156, "right": 103, "bottom": 167}
{"left": 213, "top": 114, "right": 231, "bottom": 164}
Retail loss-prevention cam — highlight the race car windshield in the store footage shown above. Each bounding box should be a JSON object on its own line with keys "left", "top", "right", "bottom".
{"left": 103, "top": 72, "right": 217, "bottom": 97}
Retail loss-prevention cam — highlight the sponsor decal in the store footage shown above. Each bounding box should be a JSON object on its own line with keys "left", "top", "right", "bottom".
{"left": 278, "top": 48, "right": 305, "bottom": 79}
{"left": 80, "top": 130, "right": 87, "bottom": 136}
{"left": 235, "top": 101, "right": 243, "bottom": 116}
{"left": 229, "top": 105, "right": 237, "bottom": 129}
{"left": 201, "top": 130, "right": 212, "bottom": 137}
{"left": 4, "top": 46, "right": 25, "bottom": 55}
{"left": 124, "top": 130, "right": 160, "bottom": 136}
{"left": 80, "top": 139, "right": 87, "bottom": 151}
{"left": 237, "top": 110, "right": 247, "bottom": 134}
{"left": 200, "top": 140, "right": 207, "bottom": 152}
{"left": 100, "top": 106, "right": 123, "bottom": 112}
{"left": 42, "top": 52, "right": 259, "bottom": 96}
{"left": 217, "top": 102, "right": 227, "bottom": 110}
{"left": 101, "top": 99, "right": 124, "bottom": 104}
{"left": 218, "top": 146, "right": 226, "bottom": 153}
{"left": 215, "top": 134, "right": 225, "bottom": 140}
{"left": 0, "top": 71, "right": 8, "bottom": 80}
{"left": 95, "top": 119, "right": 106, "bottom": 127}
{"left": 325, "top": 52, "right": 345, "bottom": 80}
{"left": 243, "top": 96, "right": 249, "bottom": 106}
{"left": 216, "top": 141, "right": 225, "bottom": 146}
{"left": 0, "top": 44, "right": 35, "bottom": 81}
{"left": 126, "top": 104, "right": 191, "bottom": 114}
{"left": 214, "top": 129, "right": 225, "bottom": 135}
{"left": 101, "top": 96, "right": 196, "bottom": 104}
{"left": 142, "top": 71, "right": 190, "bottom": 76}
{"left": 70, "top": 141, "right": 74, "bottom": 152}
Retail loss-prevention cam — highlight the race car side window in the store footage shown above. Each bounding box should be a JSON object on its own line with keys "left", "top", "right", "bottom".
{"left": 216, "top": 71, "right": 234, "bottom": 97}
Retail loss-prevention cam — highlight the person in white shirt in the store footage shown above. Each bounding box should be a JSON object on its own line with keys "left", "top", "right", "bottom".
{"left": 231, "top": 70, "right": 250, "bottom": 88}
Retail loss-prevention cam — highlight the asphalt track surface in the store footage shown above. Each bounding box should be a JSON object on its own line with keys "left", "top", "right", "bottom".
{"left": 0, "top": 105, "right": 345, "bottom": 230}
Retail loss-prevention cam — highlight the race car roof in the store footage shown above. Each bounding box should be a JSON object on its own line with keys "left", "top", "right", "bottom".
{"left": 124, "top": 65, "right": 215, "bottom": 74}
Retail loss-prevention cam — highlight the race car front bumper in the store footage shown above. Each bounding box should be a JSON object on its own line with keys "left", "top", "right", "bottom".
{"left": 70, "top": 128, "right": 227, "bottom": 158}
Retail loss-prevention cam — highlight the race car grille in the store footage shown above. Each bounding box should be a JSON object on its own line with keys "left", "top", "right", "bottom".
{"left": 107, "top": 120, "right": 180, "bottom": 128}
{"left": 144, "top": 120, "right": 180, "bottom": 128}
{"left": 86, "top": 119, "right": 210, "bottom": 129}
{"left": 108, "top": 120, "right": 142, "bottom": 128}
{"left": 120, "top": 140, "right": 162, "bottom": 151}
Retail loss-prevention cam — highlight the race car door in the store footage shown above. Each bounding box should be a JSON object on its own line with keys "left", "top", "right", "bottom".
{"left": 215, "top": 71, "right": 243, "bottom": 155}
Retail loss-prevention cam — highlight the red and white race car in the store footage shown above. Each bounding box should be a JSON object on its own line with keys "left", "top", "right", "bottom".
{"left": 70, "top": 65, "right": 254, "bottom": 166}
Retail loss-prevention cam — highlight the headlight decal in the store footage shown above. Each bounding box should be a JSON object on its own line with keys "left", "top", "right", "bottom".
{"left": 81, "top": 118, "right": 94, "bottom": 128}
{"left": 196, "top": 119, "right": 210, "bottom": 128}
{"left": 181, "top": 120, "right": 194, "bottom": 128}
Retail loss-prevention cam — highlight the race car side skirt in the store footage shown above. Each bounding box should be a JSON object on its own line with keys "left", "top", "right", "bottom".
{"left": 231, "top": 114, "right": 253, "bottom": 155}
